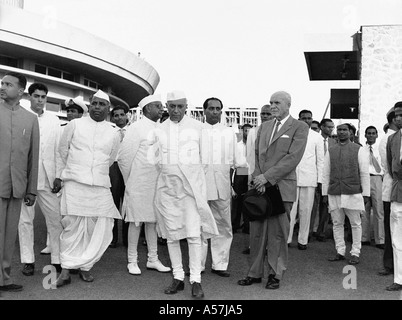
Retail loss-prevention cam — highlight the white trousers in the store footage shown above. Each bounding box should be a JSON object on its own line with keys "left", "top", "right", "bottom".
{"left": 18, "top": 188, "right": 62, "bottom": 264}
{"left": 288, "top": 186, "right": 316, "bottom": 245}
{"left": 167, "top": 237, "right": 202, "bottom": 284}
{"left": 201, "top": 198, "right": 233, "bottom": 271}
{"left": 331, "top": 208, "right": 362, "bottom": 257}
{"left": 362, "top": 175, "right": 385, "bottom": 244}
{"left": 390, "top": 202, "right": 402, "bottom": 285}
{"left": 127, "top": 222, "right": 158, "bottom": 263}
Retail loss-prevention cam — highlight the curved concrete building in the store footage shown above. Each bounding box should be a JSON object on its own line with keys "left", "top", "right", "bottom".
{"left": 0, "top": 0, "right": 159, "bottom": 118}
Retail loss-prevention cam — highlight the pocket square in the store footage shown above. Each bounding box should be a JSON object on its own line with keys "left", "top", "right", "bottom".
{"left": 280, "top": 135, "right": 289, "bottom": 138}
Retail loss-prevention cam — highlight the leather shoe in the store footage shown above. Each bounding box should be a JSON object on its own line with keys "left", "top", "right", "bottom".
{"left": 237, "top": 276, "right": 262, "bottom": 286}
{"left": 211, "top": 269, "right": 230, "bottom": 277}
{"left": 386, "top": 282, "right": 402, "bottom": 291}
{"left": 0, "top": 284, "right": 23, "bottom": 292}
{"left": 146, "top": 260, "right": 171, "bottom": 273}
{"left": 376, "top": 244, "right": 385, "bottom": 249}
{"left": 378, "top": 268, "right": 393, "bottom": 276}
{"left": 128, "top": 262, "right": 141, "bottom": 275}
{"left": 297, "top": 243, "right": 307, "bottom": 250}
{"left": 22, "top": 263, "right": 35, "bottom": 276}
{"left": 348, "top": 255, "right": 360, "bottom": 265}
{"left": 164, "top": 279, "right": 184, "bottom": 294}
{"left": 79, "top": 270, "right": 94, "bottom": 282}
{"left": 265, "top": 275, "right": 280, "bottom": 290}
{"left": 328, "top": 253, "right": 345, "bottom": 262}
{"left": 361, "top": 241, "right": 371, "bottom": 246}
{"left": 54, "top": 276, "right": 71, "bottom": 288}
{"left": 191, "top": 282, "right": 204, "bottom": 298}
{"left": 52, "top": 264, "right": 62, "bottom": 273}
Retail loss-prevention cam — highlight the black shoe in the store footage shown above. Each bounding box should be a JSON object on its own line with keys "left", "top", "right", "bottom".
{"left": 242, "top": 247, "right": 250, "bottom": 255}
{"left": 378, "top": 268, "right": 393, "bottom": 276}
{"left": 70, "top": 269, "right": 79, "bottom": 275}
{"left": 297, "top": 243, "right": 307, "bottom": 250}
{"left": 22, "top": 263, "right": 34, "bottom": 276}
{"left": 348, "top": 255, "right": 360, "bottom": 265}
{"left": 79, "top": 270, "right": 94, "bottom": 282}
{"left": 109, "top": 241, "right": 117, "bottom": 248}
{"left": 265, "top": 275, "right": 280, "bottom": 290}
{"left": 386, "top": 283, "right": 402, "bottom": 291}
{"left": 191, "top": 282, "right": 204, "bottom": 298}
{"left": 185, "top": 270, "right": 205, "bottom": 277}
{"left": 376, "top": 244, "right": 385, "bottom": 249}
{"left": 52, "top": 264, "right": 62, "bottom": 273}
{"left": 211, "top": 269, "right": 230, "bottom": 277}
{"left": 164, "top": 279, "right": 184, "bottom": 294}
{"left": 237, "top": 276, "right": 262, "bottom": 286}
{"left": 0, "top": 284, "right": 23, "bottom": 292}
{"left": 328, "top": 253, "right": 345, "bottom": 262}
{"left": 54, "top": 276, "right": 71, "bottom": 288}
{"left": 361, "top": 241, "right": 371, "bottom": 246}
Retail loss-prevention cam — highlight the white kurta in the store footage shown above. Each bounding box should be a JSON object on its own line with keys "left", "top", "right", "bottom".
{"left": 379, "top": 129, "right": 396, "bottom": 202}
{"left": 154, "top": 116, "right": 218, "bottom": 241}
{"left": 117, "top": 116, "right": 160, "bottom": 224}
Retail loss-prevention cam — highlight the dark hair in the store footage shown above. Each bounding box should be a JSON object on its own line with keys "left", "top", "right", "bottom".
{"left": 203, "top": 97, "right": 223, "bottom": 110}
{"left": 110, "top": 105, "right": 128, "bottom": 117}
{"left": 320, "top": 118, "right": 333, "bottom": 127}
{"left": 394, "top": 101, "right": 402, "bottom": 110}
{"left": 28, "top": 82, "right": 48, "bottom": 95}
{"left": 241, "top": 123, "right": 253, "bottom": 129}
{"left": 387, "top": 111, "right": 396, "bottom": 124}
{"left": 298, "top": 109, "right": 313, "bottom": 118}
{"left": 311, "top": 120, "right": 320, "bottom": 127}
{"left": 364, "top": 125, "right": 377, "bottom": 135}
{"left": 5, "top": 72, "right": 27, "bottom": 89}
{"left": 347, "top": 123, "right": 357, "bottom": 135}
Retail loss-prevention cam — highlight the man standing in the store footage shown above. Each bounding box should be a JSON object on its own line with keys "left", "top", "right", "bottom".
{"left": 53, "top": 89, "right": 121, "bottom": 287}
{"left": 385, "top": 101, "right": 402, "bottom": 291}
{"left": 324, "top": 120, "right": 370, "bottom": 265}
{"left": 362, "top": 126, "right": 385, "bottom": 249}
{"left": 109, "top": 105, "right": 130, "bottom": 248}
{"left": 18, "top": 82, "right": 63, "bottom": 277}
{"left": 378, "top": 107, "right": 398, "bottom": 276}
{"left": 238, "top": 91, "right": 308, "bottom": 290}
{"left": 0, "top": 72, "right": 39, "bottom": 293}
{"left": 118, "top": 94, "right": 170, "bottom": 275}
{"left": 200, "top": 97, "right": 247, "bottom": 277}
{"left": 155, "top": 90, "right": 218, "bottom": 299}
{"left": 288, "top": 109, "right": 324, "bottom": 250}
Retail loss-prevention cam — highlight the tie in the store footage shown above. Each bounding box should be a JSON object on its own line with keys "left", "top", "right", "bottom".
{"left": 270, "top": 120, "right": 281, "bottom": 145}
{"left": 324, "top": 138, "right": 328, "bottom": 155}
{"left": 369, "top": 146, "right": 381, "bottom": 173}
{"left": 119, "top": 128, "right": 125, "bottom": 142}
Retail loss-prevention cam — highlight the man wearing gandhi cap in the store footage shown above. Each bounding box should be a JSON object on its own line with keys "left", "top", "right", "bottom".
{"left": 117, "top": 94, "right": 171, "bottom": 276}
{"left": 322, "top": 119, "right": 370, "bottom": 265}
{"left": 53, "top": 89, "right": 122, "bottom": 287}
{"left": 154, "top": 90, "right": 218, "bottom": 299}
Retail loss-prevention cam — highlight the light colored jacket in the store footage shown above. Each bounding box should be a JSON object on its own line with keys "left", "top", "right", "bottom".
{"left": 379, "top": 129, "right": 396, "bottom": 201}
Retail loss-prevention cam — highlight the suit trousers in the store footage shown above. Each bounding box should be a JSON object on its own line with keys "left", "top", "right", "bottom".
{"left": 310, "top": 187, "right": 320, "bottom": 234}
{"left": 288, "top": 186, "right": 316, "bottom": 245}
{"left": 167, "top": 237, "right": 202, "bottom": 284}
{"left": 316, "top": 190, "right": 330, "bottom": 239}
{"left": 18, "top": 188, "right": 63, "bottom": 264}
{"left": 127, "top": 222, "right": 158, "bottom": 263}
{"left": 331, "top": 208, "right": 362, "bottom": 257}
{"left": 247, "top": 202, "right": 292, "bottom": 280}
{"left": 362, "top": 175, "right": 385, "bottom": 244}
{"left": 390, "top": 202, "right": 402, "bottom": 285}
{"left": 201, "top": 198, "right": 233, "bottom": 271}
{"left": 383, "top": 201, "right": 394, "bottom": 270}
{"left": 0, "top": 197, "right": 23, "bottom": 286}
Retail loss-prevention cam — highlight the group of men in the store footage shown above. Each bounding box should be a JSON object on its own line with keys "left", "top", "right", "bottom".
{"left": 1, "top": 70, "right": 402, "bottom": 299}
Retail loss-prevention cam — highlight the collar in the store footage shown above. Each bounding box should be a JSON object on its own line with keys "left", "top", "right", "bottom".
{"left": 276, "top": 114, "right": 290, "bottom": 125}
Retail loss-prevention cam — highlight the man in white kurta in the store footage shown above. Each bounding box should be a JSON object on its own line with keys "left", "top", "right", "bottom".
{"left": 288, "top": 110, "right": 324, "bottom": 249}
{"left": 155, "top": 90, "right": 218, "bottom": 299}
{"left": 323, "top": 121, "right": 370, "bottom": 265}
{"left": 18, "top": 83, "right": 63, "bottom": 276}
{"left": 117, "top": 94, "right": 170, "bottom": 275}
{"left": 53, "top": 89, "right": 121, "bottom": 287}
{"left": 200, "top": 97, "right": 247, "bottom": 277}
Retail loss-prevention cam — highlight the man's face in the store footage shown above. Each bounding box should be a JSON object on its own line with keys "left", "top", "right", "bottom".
{"left": 395, "top": 107, "right": 402, "bottom": 129}
{"left": 166, "top": 99, "right": 187, "bottom": 122}
{"left": 299, "top": 112, "right": 313, "bottom": 128}
{"left": 321, "top": 121, "right": 334, "bottom": 137}
{"left": 145, "top": 102, "right": 164, "bottom": 122}
{"left": 66, "top": 108, "right": 82, "bottom": 121}
{"left": 365, "top": 128, "right": 378, "bottom": 145}
{"left": 337, "top": 124, "right": 351, "bottom": 142}
{"left": 269, "top": 92, "right": 290, "bottom": 121}
{"left": 30, "top": 89, "right": 47, "bottom": 114}
{"left": 111, "top": 109, "right": 128, "bottom": 128}
{"left": 311, "top": 122, "right": 320, "bottom": 132}
{"left": 89, "top": 97, "right": 109, "bottom": 122}
{"left": 0, "top": 75, "right": 23, "bottom": 102}
{"left": 260, "top": 105, "right": 273, "bottom": 123}
{"left": 243, "top": 126, "right": 251, "bottom": 141}
{"left": 204, "top": 99, "right": 222, "bottom": 125}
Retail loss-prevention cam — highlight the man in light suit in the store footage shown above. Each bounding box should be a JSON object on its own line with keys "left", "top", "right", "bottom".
{"left": 238, "top": 91, "right": 308, "bottom": 290}
{"left": 288, "top": 109, "right": 324, "bottom": 250}
{"left": 385, "top": 101, "right": 402, "bottom": 291}
{"left": 0, "top": 72, "right": 39, "bottom": 293}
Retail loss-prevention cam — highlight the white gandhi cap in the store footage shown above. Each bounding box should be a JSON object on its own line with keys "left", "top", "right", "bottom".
{"left": 93, "top": 89, "right": 110, "bottom": 103}
{"left": 138, "top": 94, "right": 162, "bottom": 109}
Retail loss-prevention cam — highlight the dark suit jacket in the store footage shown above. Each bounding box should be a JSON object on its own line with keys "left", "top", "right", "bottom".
{"left": 386, "top": 130, "right": 402, "bottom": 202}
{"left": 253, "top": 116, "right": 309, "bottom": 202}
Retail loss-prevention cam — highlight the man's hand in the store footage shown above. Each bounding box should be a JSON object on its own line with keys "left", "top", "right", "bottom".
{"left": 253, "top": 174, "right": 269, "bottom": 189}
{"left": 52, "top": 178, "right": 63, "bottom": 194}
{"left": 256, "top": 185, "right": 266, "bottom": 195}
{"left": 363, "top": 196, "right": 371, "bottom": 205}
{"left": 24, "top": 193, "right": 36, "bottom": 206}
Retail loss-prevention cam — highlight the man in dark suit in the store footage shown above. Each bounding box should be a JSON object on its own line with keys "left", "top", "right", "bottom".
{"left": 385, "top": 101, "right": 402, "bottom": 291}
{"left": 0, "top": 72, "right": 39, "bottom": 293}
{"left": 237, "top": 91, "right": 308, "bottom": 289}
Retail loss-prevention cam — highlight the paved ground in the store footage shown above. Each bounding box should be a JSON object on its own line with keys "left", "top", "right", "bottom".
{"left": 1, "top": 210, "right": 401, "bottom": 302}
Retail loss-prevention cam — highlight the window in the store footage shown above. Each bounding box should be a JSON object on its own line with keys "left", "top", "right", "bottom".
{"left": 35, "top": 64, "right": 47, "bottom": 74}
{"left": 0, "top": 55, "right": 18, "bottom": 68}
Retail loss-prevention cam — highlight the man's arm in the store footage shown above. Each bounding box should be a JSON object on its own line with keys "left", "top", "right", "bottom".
{"left": 315, "top": 133, "right": 325, "bottom": 184}
{"left": 386, "top": 135, "right": 394, "bottom": 179}
{"left": 26, "top": 116, "right": 40, "bottom": 197}
{"left": 358, "top": 147, "right": 370, "bottom": 197}
{"left": 55, "top": 120, "right": 75, "bottom": 181}
{"left": 117, "top": 125, "right": 141, "bottom": 183}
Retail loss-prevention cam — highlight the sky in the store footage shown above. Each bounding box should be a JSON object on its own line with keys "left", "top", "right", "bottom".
{"left": 24, "top": 0, "right": 402, "bottom": 120}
